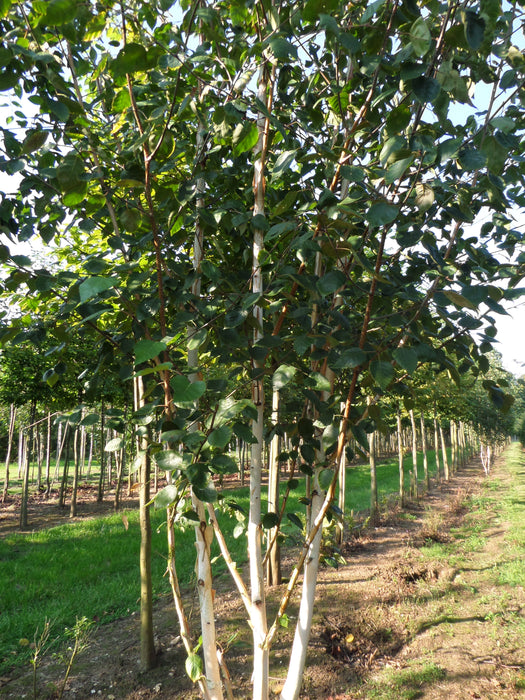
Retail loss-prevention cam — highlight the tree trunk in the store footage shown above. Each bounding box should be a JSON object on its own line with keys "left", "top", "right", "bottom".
{"left": 2, "top": 403, "right": 16, "bottom": 503}
{"left": 70, "top": 428, "right": 79, "bottom": 517}
{"left": 58, "top": 426, "right": 71, "bottom": 508}
{"left": 433, "top": 404, "right": 441, "bottom": 483}
{"left": 135, "top": 376, "right": 157, "bottom": 671}
{"left": 97, "top": 401, "right": 106, "bottom": 502}
{"left": 439, "top": 422, "right": 449, "bottom": 481}
{"left": 335, "top": 428, "right": 346, "bottom": 546}
{"left": 420, "top": 414, "right": 429, "bottom": 490}
{"left": 409, "top": 409, "right": 418, "bottom": 500}
{"left": 369, "top": 430, "right": 378, "bottom": 525}
{"left": 267, "top": 388, "right": 281, "bottom": 586}
{"left": 280, "top": 473, "right": 323, "bottom": 700}
{"left": 45, "top": 411, "right": 52, "bottom": 496}
{"left": 20, "top": 401, "right": 37, "bottom": 529}
{"left": 397, "top": 407, "right": 405, "bottom": 506}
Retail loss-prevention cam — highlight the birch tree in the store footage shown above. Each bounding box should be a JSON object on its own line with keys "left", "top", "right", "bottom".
{"left": 0, "top": 0, "right": 524, "bottom": 698}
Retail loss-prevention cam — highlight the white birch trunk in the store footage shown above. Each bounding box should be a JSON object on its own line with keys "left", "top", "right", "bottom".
{"left": 187, "top": 91, "right": 223, "bottom": 698}
{"left": 409, "top": 409, "right": 418, "bottom": 499}
{"left": 280, "top": 473, "right": 323, "bottom": 700}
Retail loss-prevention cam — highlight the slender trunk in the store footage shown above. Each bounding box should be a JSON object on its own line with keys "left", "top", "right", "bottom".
{"left": 280, "top": 474, "right": 323, "bottom": 700}
{"left": 20, "top": 401, "right": 37, "bottom": 529}
{"left": 59, "top": 426, "right": 71, "bottom": 508}
{"left": 53, "top": 422, "right": 63, "bottom": 482}
{"left": 98, "top": 401, "right": 106, "bottom": 502}
{"left": 420, "top": 414, "right": 429, "bottom": 490}
{"left": 409, "top": 409, "right": 418, "bottom": 500}
{"left": 18, "top": 427, "right": 24, "bottom": 478}
{"left": 36, "top": 426, "right": 42, "bottom": 491}
{"left": 114, "top": 447, "right": 125, "bottom": 511}
{"left": 186, "top": 70, "right": 224, "bottom": 698}
{"left": 335, "top": 423, "right": 346, "bottom": 546}
{"left": 70, "top": 428, "right": 79, "bottom": 518}
{"left": 167, "top": 511, "right": 211, "bottom": 700}
{"left": 369, "top": 430, "right": 378, "bottom": 525}
{"left": 45, "top": 411, "right": 51, "bottom": 496}
{"left": 135, "top": 376, "right": 157, "bottom": 671}
{"left": 87, "top": 428, "right": 94, "bottom": 476}
{"left": 397, "top": 408, "right": 404, "bottom": 506}
{"left": 19, "top": 433, "right": 29, "bottom": 529}
{"left": 450, "top": 420, "right": 456, "bottom": 475}
{"left": 267, "top": 388, "right": 281, "bottom": 586}
{"left": 2, "top": 403, "right": 16, "bottom": 503}
{"left": 433, "top": 404, "right": 441, "bottom": 483}
{"left": 439, "top": 423, "right": 449, "bottom": 481}
{"left": 249, "top": 48, "right": 274, "bottom": 700}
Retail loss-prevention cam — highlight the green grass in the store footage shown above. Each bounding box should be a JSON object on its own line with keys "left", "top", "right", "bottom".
{"left": 0, "top": 446, "right": 448, "bottom": 675}
{"left": 364, "top": 661, "right": 447, "bottom": 699}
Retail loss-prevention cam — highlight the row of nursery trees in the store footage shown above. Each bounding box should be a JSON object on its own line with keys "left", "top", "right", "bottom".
{"left": 1, "top": 341, "right": 521, "bottom": 522}
{"left": 1, "top": 0, "right": 525, "bottom": 698}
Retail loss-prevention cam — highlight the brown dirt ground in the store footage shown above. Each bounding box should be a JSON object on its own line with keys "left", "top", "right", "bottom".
{"left": 1, "top": 455, "right": 524, "bottom": 700}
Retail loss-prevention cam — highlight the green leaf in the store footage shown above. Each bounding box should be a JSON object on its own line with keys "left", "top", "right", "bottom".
{"left": 380, "top": 135, "right": 406, "bottom": 166}
{"left": 351, "top": 424, "right": 369, "bottom": 451}
{"left": 154, "top": 451, "right": 192, "bottom": 470}
{"left": 490, "top": 116, "right": 515, "bottom": 133}
{"left": 319, "top": 468, "right": 334, "bottom": 490}
{"left": 442, "top": 290, "right": 477, "bottom": 309}
{"left": 272, "top": 150, "right": 296, "bottom": 177}
{"left": 0, "top": 0, "right": 13, "bottom": 18}
{"left": 134, "top": 339, "right": 167, "bottom": 365}
{"left": 193, "top": 484, "right": 217, "bottom": 502}
{"left": 268, "top": 37, "right": 298, "bottom": 60}
{"left": 187, "top": 328, "right": 207, "bottom": 352}
{"left": 170, "top": 376, "right": 206, "bottom": 406}
{"left": 273, "top": 190, "right": 301, "bottom": 217}
{"left": 262, "top": 512, "right": 280, "bottom": 529}
{"left": 411, "top": 76, "right": 440, "bottom": 102}
{"left": 302, "top": 0, "right": 339, "bottom": 22}
{"left": 385, "top": 157, "right": 413, "bottom": 184}
{"left": 210, "top": 454, "right": 237, "bottom": 474}
{"left": 279, "top": 613, "right": 290, "bottom": 629}
{"left": 232, "top": 122, "right": 258, "bottom": 155}
{"left": 21, "top": 130, "right": 48, "bottom": 154}
{"left": 317, "top": 270, "right": 346, "bottom": 295}
{"left": 309, "top": 372, "right": 331, "bottom": 392}
{"left": 273, "top": 364, "right": 297, "bottom": 391}
{"left": 105, "top": 438, "right": 124, "bottom": 452}
{"left": 154, "top": 484, "right": 178, "bottom": 508}
{"left": 385, "top": 105, "right": 411, "bottom": 134}
{"left": 185, "top": 653, "right": 203, "bottom": 683}
{"left": 409, "top": 17, "right": 431, "bottom": 57}
{"left": 464, "top": 10, "right": 485, "bottom": 50}
{"left": 80, "top": 413, "right": 100, "bottom": 426}
{"left": 458, "top": 148, "right": 487, "bottom": 171}
{"left": 287, "top": 512, "right": 304, "bottom": 530}
{"left": 370, "top": 360, "right": 394, "bottom": 389}
{"left": 232, "top": 422, "right": 257, "bottom": 444}
{"left": 207, "top": 425, "right": 232, "bottom": 449}
{"left": 112, "top": 43, "right": 148, "bottom": 77}
{"left": 415, "top": 183, "right": 435, "bottom": 211}
{"left": 393, "top": 347, "right": 418, "bottom": 374}
{"left": 79, "top": 277, "right": 115, "bottom": 302}
{"left": 330, "top": 348, "right": 367, "bottom": 369}
{"left": 266, "top": 220, "right": 297, "bottom": 242}
{"left": 44, "top": 0, "right": 77, "bottom": 25}
{"left": 321, "top": 423, "right": 339, "bottom": 453}
{"left": 367, "top": 201, "right": 398, "bottom": 227}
